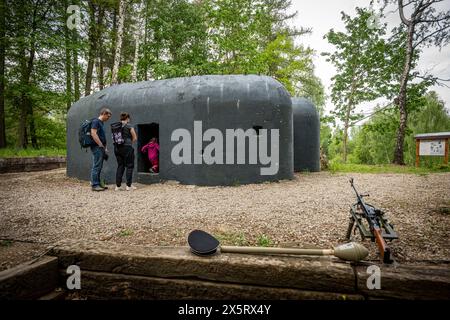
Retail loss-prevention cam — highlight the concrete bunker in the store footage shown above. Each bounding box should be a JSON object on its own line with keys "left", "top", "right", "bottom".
{"left": 292, "top": 97, "right": 320, "bottom": 172}
{"left": 67, "top": 74, "right": 294, "bottom": 186}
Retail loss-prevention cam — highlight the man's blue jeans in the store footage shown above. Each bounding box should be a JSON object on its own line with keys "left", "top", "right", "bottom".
{"left": 90, "top": 145, "right": 104, "bottom": 187}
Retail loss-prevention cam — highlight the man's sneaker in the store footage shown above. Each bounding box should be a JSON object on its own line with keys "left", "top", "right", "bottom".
{"left": 92, "top": 186, "right": 105, "bottom": 192}
{"left": 126, "top": 185, "right": 137, "bottom": 191}
{"left": 115, "top": 186, "right": 122, "bottom": 191}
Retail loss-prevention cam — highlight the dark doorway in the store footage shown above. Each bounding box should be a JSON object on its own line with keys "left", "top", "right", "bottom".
{"left": 137, "top": 123, "right": 159, "bottom": 173}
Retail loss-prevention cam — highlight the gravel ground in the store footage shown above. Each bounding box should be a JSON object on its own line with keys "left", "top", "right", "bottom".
{"left": 0, "top": 242, "right": 46, "bottom": 271}
{"left": 0, "top": 168, "right": 449, "bottom": 265}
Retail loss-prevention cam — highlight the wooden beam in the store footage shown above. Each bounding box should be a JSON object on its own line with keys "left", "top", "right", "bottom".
{"left": 445, "top": 138, "right": 449, "bottom": 165}
{"left": 0, "top": 256, "right": 58, "bottom": 300}
{"left": 415, "top": 139, "right": 420, "bottom": 167}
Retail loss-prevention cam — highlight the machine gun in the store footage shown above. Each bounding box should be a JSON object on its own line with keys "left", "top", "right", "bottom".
{"left": 346, "top": 178, "right": 398, "bottom": 263}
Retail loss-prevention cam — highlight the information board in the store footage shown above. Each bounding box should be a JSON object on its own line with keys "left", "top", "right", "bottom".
{"left": 419, "top": 139, "right": 445, "bottom": 156}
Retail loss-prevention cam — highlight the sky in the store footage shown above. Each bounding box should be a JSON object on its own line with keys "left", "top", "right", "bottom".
{"left": 289, "top": 0, "right": 450, "bottom": 120}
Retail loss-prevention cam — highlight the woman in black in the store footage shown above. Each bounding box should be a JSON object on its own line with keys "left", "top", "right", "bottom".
{"left": 114, "top": 112, "right": 138, "bottom": 191}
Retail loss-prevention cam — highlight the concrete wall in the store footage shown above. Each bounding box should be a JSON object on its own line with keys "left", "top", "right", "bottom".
{"left": 0, "top": 157, "right": 66, "bottom": 174}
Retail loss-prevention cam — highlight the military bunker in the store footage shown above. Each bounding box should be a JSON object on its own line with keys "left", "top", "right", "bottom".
{"left": 67, "top": 75, "right": 294, "bottom": 186}
{"left": 292, "top": 97, "right": 320, "bottom": 172}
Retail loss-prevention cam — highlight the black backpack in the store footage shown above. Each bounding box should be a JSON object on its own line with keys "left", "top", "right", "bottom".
{"left": 111, "top": 121, "right": 125, "bottom": 145}
{"left": 78, "top": 119, "right": 94, "bottom": 148}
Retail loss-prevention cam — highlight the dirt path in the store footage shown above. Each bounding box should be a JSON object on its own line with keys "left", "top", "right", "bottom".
{"left": 0, "top": 168, "right": 449, "bottom": 268}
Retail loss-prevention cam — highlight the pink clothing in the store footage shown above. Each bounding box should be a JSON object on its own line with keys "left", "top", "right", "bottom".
{"left": 141, "top": 141, "right": 160, "bottom": 162}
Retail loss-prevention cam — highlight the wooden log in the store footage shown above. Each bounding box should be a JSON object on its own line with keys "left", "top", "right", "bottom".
{"left": 445, "top": 138, "right": 449, "bottom": 165}
{"left": 0, "top": 256, "right": 58, "bottom": 300}
{"left": 415, "top": 139, "right": 420, "bottom": 167}
{"left": 354, "top": 262, "right": 450, "bottom": 300}
{"left": 62, "top": 270, "right": 364, "bottom": 300}
{"left": 50, "top": 240, "right": 357, "bottom": 294}
{"left": 37, "top": 288, "right": 67, "bottom": 300}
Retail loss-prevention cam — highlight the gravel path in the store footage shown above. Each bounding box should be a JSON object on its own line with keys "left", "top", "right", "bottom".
{"left": 0, "top": 168, "right": 449, "bottom": 264}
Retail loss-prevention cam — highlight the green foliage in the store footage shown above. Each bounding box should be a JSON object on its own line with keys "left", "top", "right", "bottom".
{"left": 348, "top": 91, "right": 450, "bottom": 167}
{"left": 351, "top": 110, "right": 398, "bottom": 164}
{"left": 323, "top": 7, "right": 398, "bottom": 161}
{"left": 405, "top": 91, "right": 450, "bottom": 166}
{"left": 1, "top": 0, "right": 324, "bottom": 153}
{"left": 257, "top": 33, "right": 324, "bottom": 103}
{"left": 256, "top": 234, "right": 272, "bottom": 247}
{"left": 0, "top": 147, "right": 66, "bottom": 158}
{"left": 2, "top": 0, "right": 69, "bottom": 149}
{"left": 319, "top": 124, "right": 333, "bottom": 156}
{"left": 0, "top": 240, "right": 13, "bottom": 247}
{"left": 139, "top": 0, "right": 324, "bottom": 104}
{"left": 323, "top": 8, "right": 392, "bottom": 114}
{"left": 215, "top": 231, "right": 248, "bottom": 246}
{"left": 328, "top": 162, "right": 449, "bottom": 174}
{"left": 118, "top": 229, "right": 133, "bottom": 237}
{"left": 327, "top": 127, "right": 347, "bottom": 162}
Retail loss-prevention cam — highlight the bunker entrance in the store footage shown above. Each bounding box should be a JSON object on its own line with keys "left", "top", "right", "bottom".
{"left": 137, "top": 123, "right": 159, "bottom": 173}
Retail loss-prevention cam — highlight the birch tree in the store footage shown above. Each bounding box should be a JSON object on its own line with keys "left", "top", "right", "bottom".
{"left": 111, "top": 0, "right": 126, "bottom": 85}
{"left": 131, "top": 1, "right": 144, "bottom": 82}
{"left": 391, "top": 0, "right": 450, "bottom": 164}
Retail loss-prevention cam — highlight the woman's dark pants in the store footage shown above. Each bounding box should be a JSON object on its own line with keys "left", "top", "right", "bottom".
{"left": 114, "top": 145, "right": 135, "bottom": 187}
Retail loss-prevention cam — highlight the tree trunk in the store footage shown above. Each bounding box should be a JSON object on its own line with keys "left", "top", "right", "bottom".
{"left": 393, "top": 21, "right": 415, "bottom": 165}
{"left": 96, "top": 6, "right": 105, "bottom": 90}
{"left": 143, "top": 0, "right": 149, "bottom": 81}
{"left": 18, "top": 45, "right": 29, "bottom": 148}
{"left": 17, "top": 3, "right": 27, "bottom": 148}
{"left": 111, "top": 0, "right": 126, "bottom": 85}
{"left": 0, "top": 0, "right": 6, "bottom": 148}
{"left": 26, "top": 6, "right": 37, "bottom": 149}
{"left": 342, "top": 75, "right": 357, "bottom": 163}
{"left": 132, "top": 21, "right": 141, "bottom": 82}
{"left": 343, "top": 122, "right": 349, "bottom": 163}
{"left": 64, "top": 0, "right": 72, "bottom": 110}
{"left": 132, "top": 34, "right": 140, "bottom": 82}
{"left": 85, "top": 1, "right": 98, "bottom": 96}
{"left": 28, "top": 104, "right": 37, "bottom": 148}
{"left": 17, "top": 4, "right": 37, "bottom": 149}
{"left": 131, "top": 1, "right": 143, "bottom": 82}
{"left": 72, "top": 28, "right": 80, "bottom": 101}
{"left": 109, "top": 5, "right": 118, "bottom": 75}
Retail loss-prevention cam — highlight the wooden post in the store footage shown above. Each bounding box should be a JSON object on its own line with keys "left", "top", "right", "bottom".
{"left": 445, "top": 138, "right": 449, "bottom": 165}
{"left": 415, "top": 139, "right": 420, "bottom": 167}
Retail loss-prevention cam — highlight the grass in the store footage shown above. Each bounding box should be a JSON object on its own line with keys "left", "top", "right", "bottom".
{"left": 0, "top": 240, "right": 13, "bottom": 247}
{"left": 328, "top": 162, "right": 450, "bottom": 174}
{"left": 215, "top": 231, "right": 248, "bottom": 246}
{"left": 215, "top": 232, "right": 275, "bottom": 247}
{"left": 256, "top": 234, "right": 273, "bottom": 247}
{"left": 0, "top": 147, "right": 66, "bottom": 158}
{"left": 118, "top": 229, "right": 133, "bottom": 237}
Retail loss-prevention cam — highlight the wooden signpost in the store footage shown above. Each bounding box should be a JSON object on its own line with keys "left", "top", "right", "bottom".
{"left": 415, "top": 132, "right": 450, "bottom": 167}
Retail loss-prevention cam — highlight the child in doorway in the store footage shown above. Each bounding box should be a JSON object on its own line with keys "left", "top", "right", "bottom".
{"left": 141, "top": 137, "right": 159, "bottom": 173}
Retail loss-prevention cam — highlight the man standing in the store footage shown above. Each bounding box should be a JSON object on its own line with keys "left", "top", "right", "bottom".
{"left": 90, "top": 107, "right": 112, "bottom": 191}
